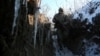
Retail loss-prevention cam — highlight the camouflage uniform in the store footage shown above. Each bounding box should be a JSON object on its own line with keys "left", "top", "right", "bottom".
{"left": 53, "top": 8, "right": 70, "bottom": 49}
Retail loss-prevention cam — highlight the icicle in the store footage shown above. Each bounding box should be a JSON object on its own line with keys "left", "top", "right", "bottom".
{"left": 22, "top": 0, "right": 28, "bottom": 20}
{"left": 46, "top": 30, "right": 50, "bottom": 42}
{"left": 22, "top": 0, "right": 26, "bottom": 5}
{"left": 40, "top": 24, "right": 44, "bottom": 46}
{"left": 33, "top": 9, "right": 39, "bottom": 48}
{"left": 11, "top": 0, "right": 20, "bottom": 35}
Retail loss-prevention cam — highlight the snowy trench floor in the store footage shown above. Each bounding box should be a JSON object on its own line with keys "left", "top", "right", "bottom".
{"left": 52, "top": 35, "right": 74, "bottom": 56}
{"left": 52, "top": 35, "right": 100, "bottom": 56}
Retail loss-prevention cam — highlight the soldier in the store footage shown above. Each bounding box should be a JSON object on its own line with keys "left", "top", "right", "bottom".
{"left": 53, "top": 8, "right": 70, "bottom": 50}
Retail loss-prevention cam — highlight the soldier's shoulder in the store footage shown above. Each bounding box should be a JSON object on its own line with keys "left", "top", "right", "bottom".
{"left": 55, "top": 13, "right": 59, "bottom": 15}
{"left": 64, "top": 14, "right": 68, "bottom": 16}
{"left": 54, "top": 13, "right": 59, "bottom": 17}
{"left": 64, "top": 14, "right": 68, "bottom": 17}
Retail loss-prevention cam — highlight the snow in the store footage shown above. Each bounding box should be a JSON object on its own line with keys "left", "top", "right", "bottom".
{"left": 85, "top": 43, "right": 100, "bottom": 56}
{"left": 73, "top": 0, "right": 100, "bottom": 23}
{"left": 92, "top": 0, "right": 100, "bottom": 2}
{"left": 52, "top": 35, "right": 74, "bottom": 56}
{"left": 51, "top": 0, "right": 100, "bottom": 56}
{"left": 52, "top": 31, "right": 100, "bottom": 56}
{"left": 83, "top": 36, "right": 100, "bottom": 56}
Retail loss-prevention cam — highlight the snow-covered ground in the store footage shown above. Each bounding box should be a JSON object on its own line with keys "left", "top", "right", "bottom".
{"left": 73, "top": 1, "right": 100, "bottom": 56}
{"left": 52, "top": 35, "right": 100, "bottom": 56}
{"left": 52, "top": 35, "right": 74, "bottom": 56}
{"left": 73, "top": 0, "right": 100, "bottom": 23}
{"left": 51, "top": 0, "right": 100, "bottom": 56}
{"left": 83, "top": 35, "right": 100, "bottom": 56}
